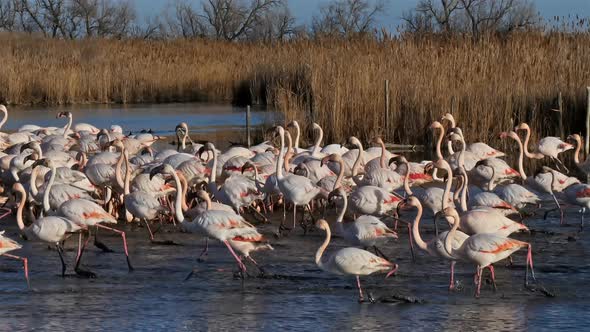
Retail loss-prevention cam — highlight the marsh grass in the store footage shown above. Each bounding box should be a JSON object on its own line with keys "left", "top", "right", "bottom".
{"left": 1, "top": 32, "right": 590, "bottom": 160}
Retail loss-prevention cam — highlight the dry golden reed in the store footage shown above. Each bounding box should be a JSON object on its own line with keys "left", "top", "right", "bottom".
{"left": 1, "top": 32, "right": 590, "bottom": 154}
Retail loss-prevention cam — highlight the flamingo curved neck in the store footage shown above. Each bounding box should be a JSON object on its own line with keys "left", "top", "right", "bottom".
{"left": 351, "top": 141, "right": 364, "bottom": 180}
{"left": 63, "top": 115, "right": 72, "bottom": 138}
{"left": 170, "top": 170, "right": 185, "bottom": 223}
{"left": 379, "top": 140, "right": 387, "bottom": 169}
{"left": 442, "top": 164, "right": 453, "bottom": 211}
{"left": 410, "top": 203, "right": 429, "bottom": 253}
{"left": 402, "top": 162, "right": 413, "bottom": 196}
{"left": 123, "top": 150, "right": 130, "bottom": 195}
{"left": 285, "top": 131, "right": 293, "bottom": 155}
{"left": 336, "top": 191, "right": 347, "bottom": 224}
{"left": 315, "top": 224, "right": 331, "bottom": 269}
{"left": 15, "top": 188, "right": 30, "bottom": 236}
{"left": 293, "top": 123, "right": 301, "bottom": 151}
{"left": 115, "top": 148, "right": 126, "bottom": 190}
{"left": 573, "top": 137, "right": 582, "bottom": 164}
{"left": 460, "top": 171, "right": 468, "bottom": 212}
{"left": 208, "top": 148, "right": 221, "bottom": 196}
{"left": 276, "top": 130, "right": 286, "bottom": 180}
{"left": 30, "top": 166, "right": 40, "bottom": 197}
{"left": 177, "top": 172, "right": 189, "bottom": 211}
{"left": 0, "top": 108, "right": 7, "bottom": 130}
{"left": 444, "top": 214, "right": 461, "bottom": 256}
{"left": 312, "top": 125, "right": 323, "bottom": 156}
{"left": 435, "top": 128, "right": 444, "bottom": 159}
{"left": 487, "top": 165, "right": 496, "bottom": 191}
{"left": 521, "top": 127, "right": 543, "bottom": 159}
{"left": 513, "top": 134, "right": 527, "bottom": 180}
{"left": 334, "top": 159, "right": 345, "bottom": 191}
{"left": 43, "top": 162, "right": 56, "bottom": 212}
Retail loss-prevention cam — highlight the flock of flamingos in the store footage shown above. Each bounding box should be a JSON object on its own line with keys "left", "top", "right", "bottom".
{"left": 0, "top": 105, "right": 588, "bottom": 302}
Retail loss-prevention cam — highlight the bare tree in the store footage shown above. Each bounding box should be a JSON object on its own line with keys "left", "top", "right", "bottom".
{"left": 69, "top": 0, "right": 136, "bottom": 38}
{"left": 0, "top": 1, "right": 17, "bottom": 31}
{"left": 311, "top": 0, "right": 386, "bottom": 37}
{"left": 460, "top": 0, "right": 539, "bottom": 38}
{"left": 249, "top": 1, "right": 295, "bottom": 41}
{"left": 402, "top": 0, "right": 539, "bottom": 38}
{"left": 201, "top": 0, "right": 283, "bottom": 41}
{"left": 165, "top": 0, "right": 208, "bottom": 38}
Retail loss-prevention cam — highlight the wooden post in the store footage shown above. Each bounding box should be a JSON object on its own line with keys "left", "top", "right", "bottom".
{"left": 558, "top": 92, "right": 564, "bottom": 139}
{"left": 384, "top": 80, "right": 390, "bottom": 140}
{"left": 246, "top": 105, "right": 251, "bottom": 148}
{"left": 586, "top": 87, "right": 590, "bottom": 156}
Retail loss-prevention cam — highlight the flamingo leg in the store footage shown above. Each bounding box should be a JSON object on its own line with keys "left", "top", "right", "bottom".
{"left": 356, "top": 275, "right": 364, "bottom": 302}
{"left": 580, "top": 207, "right": 586, "bottom": 231}
{"left": 475, "top": 266, "right": 483, "bottom": 298}
{"left": 144, "top": 220, "right": 155, "bottom": 241}
{"left": 223, "top": 241, "right": 247, "bottom": 276}
{"left": 2, "top": 253, "right": 29, "bottom": 288}
{"left": 372, "top": 246, "right": 391, "bottom": 262}
{"left": 95, "top": 224, "right": 134, "bottom": 271}
{"left": 293, "top": 204, "right": 297, "bottom": 230}
{"left": 56, "top": 244, "right": 67, "bottom": 277}
{"left": 74, "top": 232, "right": 96, "bottom": 278}
{"left": 548, "top": 193, "right": 564, "bottom": 225}
{"left": 246, "top": 255, "right": 265, "bottom": 275}
{"left": 449, "top": 261, "right": 456, "bottom": 291}
{"left": 525, "top": 244, "right": 536, "bottom": 285}
{"left": 197, "top": 237, "right": 209, "bottom": 262}
{"left": 93, "top": 225, "right": 114, "bottom": 253}
{"left": 488, "top": 265, "right": 497, "bottom": 291}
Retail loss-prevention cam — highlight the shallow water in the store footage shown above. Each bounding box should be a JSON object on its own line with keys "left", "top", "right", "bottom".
{"left": 1, "top": 104, "right": 590, "bottom": 331}
{"left": 0, "top": 208, "right": 589, "bottom": 331}
{"left": 8, "top": 103, "right": 276, "bottom": 147}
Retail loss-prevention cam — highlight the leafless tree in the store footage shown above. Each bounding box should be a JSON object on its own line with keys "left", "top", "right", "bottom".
{"left": 0, "top": 1, "right": 17, "bottom": 31}
{"left": 311, "top": 0, "right": 386, "bottom": 37}
{"left": 165, "top": 0, "right": 208, "bottom": 38}
{"left": 249, "top": 1, "right": 295, "bottom": 41}
{"left": 201, "top": 0, "right": 283, "bottom": 41}
{"left": 402, "top": 0, "right": 539, "bottom": 38}
{"left": 460, "top": 0, "right": 539, "bottom": 38}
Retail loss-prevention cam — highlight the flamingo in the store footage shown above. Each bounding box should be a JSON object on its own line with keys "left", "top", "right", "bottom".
{"left": 314, "top": 219, "right": 398, "bottom": 302}
{"left": 541, "top": 167, "right": 590, "bottom": 230}
{"left": 330, "top": 187, "right": 398, "bottom": 259}
{"left": 0, "top": 230, "right": 29, "bottom": 286}
{"left": 568, "top": 134, "right": 590, "bottom": 179}
{"left": 12, "top": 183, "right": 86, "bottom": 277}
{"left": 270, "top": 126, "right": 321, "bottom": 234}
{"left": 155, "top": 162, "right": 268, "bottom": 277}
{"left": 515, "top": 122, "right": 573, "bottom": 172}
{"left": 443, "top": 208, "right": 536, "bottom": 298}
{"left": 58, "top": 199, "right": 133, "bottom": 271}
{"left": 399, "top": 197, "right": 468, "bottom": 290}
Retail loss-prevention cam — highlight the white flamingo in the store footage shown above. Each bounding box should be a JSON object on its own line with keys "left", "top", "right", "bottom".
{"left": 315, "top": 219, "right": 398, "bottom": 302}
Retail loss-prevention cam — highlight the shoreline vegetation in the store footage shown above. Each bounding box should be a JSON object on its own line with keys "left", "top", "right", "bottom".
{"left": 2, "top": 33, "right": 590, "bottom": 149}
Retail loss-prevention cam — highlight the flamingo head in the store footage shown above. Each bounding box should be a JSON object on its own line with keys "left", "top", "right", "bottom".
{"left": 56, "top": 111, "right": 72, "bottom": 119}
{"left": 388, "top": 155, "right": 408, "bottom": 167}
{"left": 241, "top": 161, "right": 257, "bottom": 175}
{"left": 0, "top": 105, "right": 6, "bottom": 113}
{"left": 149, "top": 164, "right": 174, "bottom": 180}
{"left": 441, "top": 207, "right": 460, "bottom": 226}
{"left": 286, "top": 120, "right": 299, "bottom": 129}
{"left": 315, "top": 219, "right": 330, "bottom": 231}
{"left": 320, "top": 153, "right": 341, "bottom": 167}
{"left": 20, "top": 141, "right": 40, "bottom": 153}
{"left": 440, "top": 113, "right": 456, "bottom": 128}
{"left": 371, "top": 136, "right": 384, "bottom": 146}
{"left": 567, "top": 134, "right": 582, "bottom": 144}
{"left": 348, "top": 136, "right": 362, "bottom": 149}
{"left": 31, "top": 158, "right": 52, "bottom": 169}
{"left": 327, "top": 187, "right": 346, "bottom": 202}
{"left": 430, "top": 121, "right": 444, "bottom": 131}
{"left": 514, "top": 122, "right": 530, "bottom": 131}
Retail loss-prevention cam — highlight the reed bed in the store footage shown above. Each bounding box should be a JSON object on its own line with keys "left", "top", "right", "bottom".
{"left": 1, "top": 32, "right": 590, "bottom": 157}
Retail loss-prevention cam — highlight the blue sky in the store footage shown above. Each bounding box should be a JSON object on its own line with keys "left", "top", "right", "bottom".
{"left": 134, "top": 0, "right": 590, "bottom": 29}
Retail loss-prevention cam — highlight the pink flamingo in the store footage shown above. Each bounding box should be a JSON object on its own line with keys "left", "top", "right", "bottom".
{"left": 271, "top": 126, "right": 321, "bottom": 234}
{"left": 515, "top": 122, "right": 573, "bottom": 172}
{"left": 0, "top": 231, "right": 29, "bottom": 287}
{"left": 315, "top": 219, "right": 398, "bottom": 302}
{"left": 568, "top": 134, "right": 590, "bottom": 178}
{"left": 443, "top": 208, "right": 536, "bottom": 298}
